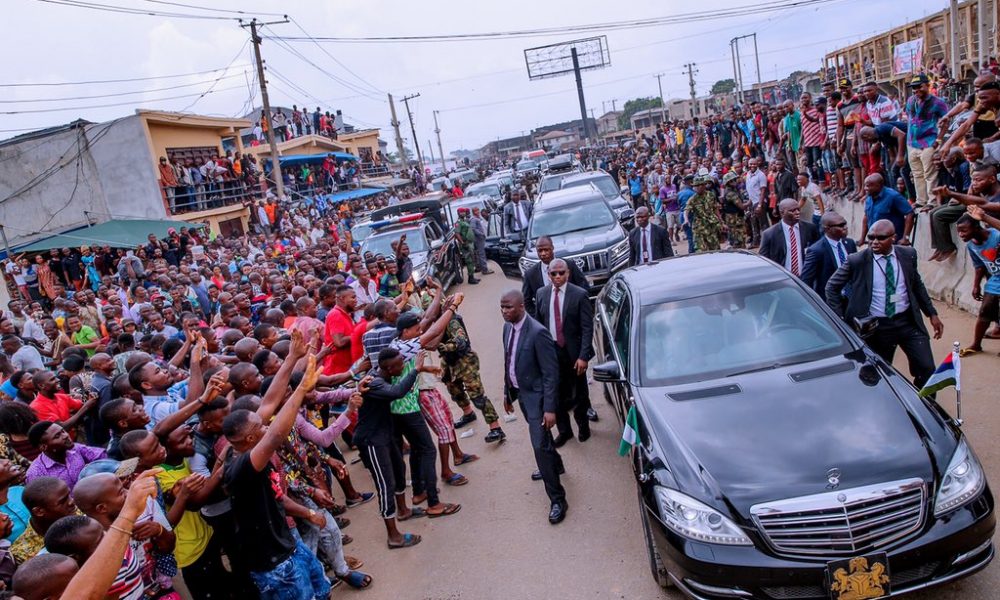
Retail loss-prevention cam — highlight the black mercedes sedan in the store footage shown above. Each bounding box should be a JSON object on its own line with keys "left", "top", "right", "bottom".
{"left": 593, "top": 252, "right": 994, "bottom": 600}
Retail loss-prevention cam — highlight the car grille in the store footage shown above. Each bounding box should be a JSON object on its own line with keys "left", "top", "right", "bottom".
{"left": 760, "top": 561, "right": 940, "bottom": 599}
{"left": 751, "top": 478, "right": 926, "bottom": 558}
{"left": 566, "top": 250, "right": 608, "bottom": 273}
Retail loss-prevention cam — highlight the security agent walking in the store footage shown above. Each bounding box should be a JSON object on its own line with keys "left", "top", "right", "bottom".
{"left": 825, "top": 219, "right": 944, "bottom": 388}
{"left": 454, "top": 207, "right": 479, "bottom": 285}
{"left": 500, "top": 289, "right": 567, "bottom": 524}
{"left": 502, "top": 189, "right": 533, "bottom": 238}
{"left": 470, "top": 207, "right": 493, "bottom": 275}
{"left": 801, "top": 211, "right": 858, "bottom": 299}
{"left": 534, "top": 259, "right": 594, "bottom": 449}
{"left": 522, "top": 236, "right": 589, "bottom": 319}
{"left": 628, "top": 206, "right": 674, "bottom": 266}
{"left": 759, "top": 198, "right": 820, "bottom": 278}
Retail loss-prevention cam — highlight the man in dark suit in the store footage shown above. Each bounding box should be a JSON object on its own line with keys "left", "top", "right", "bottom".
{"left": 801, "top": 211, "right": 858, "bottom": 299}
{"left": 759, "top": 198, "right": 819, "bottom": 278}
{"left": 500, "top": 289, "right": 567, "bottom": 524}
{"left": 825, "top": 219, "right": 944, "bottom": 388}
{"left": 629, "top": 206, "right": 674, "bottom": 266}
{"left": 502, "top": 189, "right": 533, "bottom": 238}
{"left": 522, "top": 236, "right": 589, "bottom": 316}
{"left": 535, "top": 259, "right": 594, "bottom": 448}
{"left": 522, "top": 236, "right": 594, "bottom": 422}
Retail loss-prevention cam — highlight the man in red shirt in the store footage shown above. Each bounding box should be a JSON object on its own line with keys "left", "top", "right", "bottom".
{"left": 29, "top": 371, "right": 97, "bottom": 435}
{"left": 323, "top": 285, "right": 357, "bottom": 375}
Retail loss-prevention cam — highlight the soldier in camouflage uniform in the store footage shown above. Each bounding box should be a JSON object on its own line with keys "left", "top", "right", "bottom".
{"left": 436, "top": 311, "right": 507, "bottom": 444}
{"left": 721, "top": 171, "right": 749, "bottom": 249}
{"left": 684, "top": 175, "right": 725, "bottom": 252}
{"left": 454, "top": 208, "right": 479, "bottom": 285}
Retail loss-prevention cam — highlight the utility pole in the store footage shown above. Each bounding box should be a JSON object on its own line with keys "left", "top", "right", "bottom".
{"left": 388, "top": 94, "right": 407, "bottom": 168}
{"left": 427, "top": 140, "right": 435, "bottom": 170}
{"left": 730, "top": 39, "right": 739, "bottom": 103}
{"left": 433, "top": 110, "right": 446, "bottom": 174}
{"left": 752, "top": 32, "right": 762, "bottom": 97}
{"left": 683, "top": 63, "right": 698, "bottom": 115}
{"left": 654, "top": 73, "right": 666, "bottom": 124}
{"left": 611, "top": 98, "right": 617, "bottom": 113}
{"left": 978, "top": 0, "right": 987, "bottom": 71}
{"left": 401, "top": 93, "right": 423, "bottom": 174}
{"left": 242, "top": 17, "right": 289, "bottom": 199}
{"left": 950, "top": 0, "right": 959, "bottom": 79}
{"left": 571, "top": 47, "right": 592, "bottom": 141}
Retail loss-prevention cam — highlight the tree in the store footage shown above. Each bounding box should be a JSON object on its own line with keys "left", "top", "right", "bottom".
{"left": 711, "top": 79, "right": 737, "bottom": 95}
{"left": 618, "top": 97, "right": 663, "bottom": 130}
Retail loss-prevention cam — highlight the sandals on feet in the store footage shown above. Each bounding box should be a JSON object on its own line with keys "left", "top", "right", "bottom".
{"left": 346, "top": 492, "right": 375, "bottom": 508}
{"left": 387, "top": 532, "right": 422, "bottom": 549}
{"left": 442, "top": 472, "right": 468, "bottom": 486}
{"left": 397, "top": 507, "right": 426, "bottom": 521}
{"left": 427, "top": 502, "right": 461, "bottom": 519}
{"left": 341, "top": 570, "right": 373, "bottom": 589}
{"left": 454, "top": 453, "right": 479, "bottom": 466}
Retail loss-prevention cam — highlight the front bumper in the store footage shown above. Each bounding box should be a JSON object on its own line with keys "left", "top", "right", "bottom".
{"left": 652, "top": 491, "right": 995, "bottom": 600}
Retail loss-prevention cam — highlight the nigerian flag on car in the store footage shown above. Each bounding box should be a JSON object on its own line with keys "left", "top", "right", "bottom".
{"left": 618, "top": 405, "right": 641, "bottom": 456}
{"left": 918, "top": 350, "right": 961, "bottom": 397}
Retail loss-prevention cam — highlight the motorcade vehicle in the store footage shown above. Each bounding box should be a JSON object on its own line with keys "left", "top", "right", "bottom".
{"left": 360, "top": 215, "right": 464, "bottom": 290}
{"left": 452, "top": 169, "right": 479, "bottom": 186}
{"left": 466, "top": 181, "right": 504, "bottom": 203}
{"left": 430, "top": 175, "right": 453, "bottom": 192}
{"left": 443, "top": 194, "right": 497, "bottom": 228}
{"left": 593, "top": 251, "right": 995, "bottom": 600}
{"left": 545, "top": 153, "right": 578, "bottom": 174}
{"left": 536, "top": 172, "right": 574, "bottom": 198}
{"left": 521, "top": 149, "right": 547, "bottom": 161}
{"left": 367, "top": 192, "right": 450, "bottom": 232}
{"left": 559, "top": 171, "right": 635, "bottom": 230}
{"left": 485, "top": 186, "right": 629, "bottom": 291}
{"left": 515, "top": 159, "right": 540, "bottom": 180}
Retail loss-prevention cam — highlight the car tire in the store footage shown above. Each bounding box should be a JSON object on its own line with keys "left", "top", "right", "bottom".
{"left": 638, "top": 487, "right": 673, "bottom": 589}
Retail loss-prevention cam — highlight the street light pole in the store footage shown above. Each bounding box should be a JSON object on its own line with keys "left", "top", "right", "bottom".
{"left": 433, "top": 110, "right": 446, "bottom": 174}
{"left": 654, "top": 73, "right": 666, "bottom": 123}
{"left": 401, "top": 93, "right": 423, "bottom": 174}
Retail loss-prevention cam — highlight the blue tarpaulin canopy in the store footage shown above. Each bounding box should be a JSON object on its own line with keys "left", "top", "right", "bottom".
{"left": 322, "top": 188, "right": 384, "bottom": 203}
{"left": 264, "top": 152, "right": 357, "bottom": 170}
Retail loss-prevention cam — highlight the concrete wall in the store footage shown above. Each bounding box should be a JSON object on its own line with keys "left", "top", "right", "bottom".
{"left": 828, "top": 195, "right": 980, "bottom": 314}
{"left": 0, "top": 117, "right": 166, "bottom": 249}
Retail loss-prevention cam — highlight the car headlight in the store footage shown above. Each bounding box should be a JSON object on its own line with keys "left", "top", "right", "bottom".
{"left": 518, "top": 256, "right": 537, "bottom": 275}
{"left": 610, "top": 238, "right": 629, "bottom": 260}
{"left": 934, "top": 439, "right": 986, "bottom": 516}
{"left": 655, "top": 487, "right": 752, "bottom": 546}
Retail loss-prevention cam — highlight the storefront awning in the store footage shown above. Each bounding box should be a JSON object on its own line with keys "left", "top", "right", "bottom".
{"left": 265, "top": 152, "right": 358, "bottom": 170}
{"left": 14, "top": 219, "right": 191, "bottom": 254}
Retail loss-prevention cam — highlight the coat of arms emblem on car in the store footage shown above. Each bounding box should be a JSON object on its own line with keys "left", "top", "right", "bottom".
{"left": 829, "top": 556, "right": 889, "bottom": 600}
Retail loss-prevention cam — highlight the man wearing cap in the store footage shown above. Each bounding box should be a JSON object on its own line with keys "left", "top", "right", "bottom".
{"left": 721, "top": 171, "right": 749, "bottom": 249}
{"left": 454, "top": 208, "right": 479, "bottom": 285}
{"left": 905, "top": 73, "right": 950, "bottom": 207}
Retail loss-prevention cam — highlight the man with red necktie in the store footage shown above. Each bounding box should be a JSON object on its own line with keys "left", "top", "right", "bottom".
{"left": 533, "top": 259, "right": 594, "bottom": 449}
{"left": 759, "top": 198, "right": 819, "bottom": 277}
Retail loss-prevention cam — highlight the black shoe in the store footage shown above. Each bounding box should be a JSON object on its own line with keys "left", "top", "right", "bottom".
{"left": 467, "top": 276, "right": 480, "bottom": 284}
{"left": 531, "top": 466, "right": 565, "bottom": 481}
{"left": 548, "top": 501, "right": 568, "bottom": 524}
{"left": 578, "top": 429, "right": 591, "bottom": 442}
{"left": 454, "top": 413, "right": 477, "bottom": 429}
{"left": 587, "top": 408, "right": 599, "bottom": 422}
{"left": 484, "top": 428, "right": 506, "bottom": 444}
{"left": 482, "top": 269, "right": 495, "bottom": 274}
{"left": 553, "top": 433, "right": 572, "bottom": 448}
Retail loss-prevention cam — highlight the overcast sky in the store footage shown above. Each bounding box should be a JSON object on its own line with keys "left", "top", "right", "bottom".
{"left": 5, "top": 0, "right": 950, "bottom": 152}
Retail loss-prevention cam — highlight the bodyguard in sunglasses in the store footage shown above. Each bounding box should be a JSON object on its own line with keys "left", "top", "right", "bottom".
{"left": 825, "top": 219, "right": 944, "bottom": 388}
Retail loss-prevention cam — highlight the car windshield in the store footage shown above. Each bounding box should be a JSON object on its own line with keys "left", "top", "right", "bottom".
{"left": 517, "top": 160, "right": 537, "bottom": 172}
{"left": 351, "top": 222, "right": 373, "bottom": 242}
{"left": 529, "top": 199, "right": 615, "bottom": 238}
{"left": 638, "top": 280, "right": 851, "bottom": 386}
{"left": 563, "top": 176, "right": 619, "bottom": 201}
{"left": 468, "top": 183, "right": 500, "bottom": 197}
{"left": 362, "top": 228, "right": 428, "bottom": 257}
{"left": 539, "top": 176, "right": 564, "bottom": 193}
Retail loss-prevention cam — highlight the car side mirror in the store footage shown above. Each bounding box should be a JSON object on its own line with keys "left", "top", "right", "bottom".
{"left": 592, "top": 360, "right": 623, "bottom": 382}
{"left": 430, "top": 239, "right": 444, "bottom": 250}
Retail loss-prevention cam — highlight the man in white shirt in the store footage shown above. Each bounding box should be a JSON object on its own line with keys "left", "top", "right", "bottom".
{"left": 744, "top": 158, "right": 770, "bottom": 247}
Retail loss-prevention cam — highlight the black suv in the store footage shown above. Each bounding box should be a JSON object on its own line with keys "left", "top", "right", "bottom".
{"left": 594, "top": 252, "right": 994, "bottom": 599}
{"left": 486, "top": 186, "right": 629, "bottom": 291}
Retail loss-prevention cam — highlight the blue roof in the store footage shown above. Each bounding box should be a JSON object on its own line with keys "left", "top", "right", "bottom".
{"left": 265, "top": 152, "right": 357, "bottom": 170}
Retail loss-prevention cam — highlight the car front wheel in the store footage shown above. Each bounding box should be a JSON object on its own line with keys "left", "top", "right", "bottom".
{"left": 638, "top": 486, "right": 673, "bottom": 589}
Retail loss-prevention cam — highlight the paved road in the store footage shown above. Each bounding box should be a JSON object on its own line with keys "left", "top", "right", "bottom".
{"left": 337, "top": 262, "right": 999, "bottom": 600}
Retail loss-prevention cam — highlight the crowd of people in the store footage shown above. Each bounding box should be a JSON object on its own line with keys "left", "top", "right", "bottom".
{"left": 2, "top": 61, "right": 1000, "bottom": 599}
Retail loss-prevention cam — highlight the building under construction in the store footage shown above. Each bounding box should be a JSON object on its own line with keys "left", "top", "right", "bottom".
{"left": 824, "top": 0, "right": 998, "bottom": 96}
